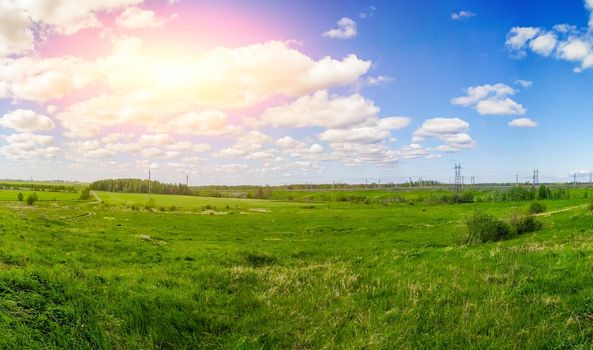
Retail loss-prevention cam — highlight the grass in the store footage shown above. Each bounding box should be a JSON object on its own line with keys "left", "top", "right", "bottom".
{"left": 0, "top": 189, "right": 81, "bottom": 201}
{"left": 0, "top": 189, "right": 592, "bottom": 348}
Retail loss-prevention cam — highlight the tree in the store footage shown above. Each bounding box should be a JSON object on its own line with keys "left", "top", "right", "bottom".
{"left": 17, "top": 192, "right": 23, "bottom": 201}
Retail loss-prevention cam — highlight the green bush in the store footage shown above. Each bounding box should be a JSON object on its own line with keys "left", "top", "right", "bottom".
{"left": 79, "top": 187, "right": 91, "bottom": 200}
{"left": 528, "top": 202, "right": 546, "bottom": 215}
{"left": 510, "top": 213, "right": 542, "bottom": 235}
{"left": 26, "top": 193, "right": 38, "bottom": 206}
{"left": 17, "top": 192, "right": 23, "bottom": 201}
{"left": 462, "top": 211, "right": 513, "bottom": 244}
{"left": 588, "top": 201, "right": 593, "bottom": 212}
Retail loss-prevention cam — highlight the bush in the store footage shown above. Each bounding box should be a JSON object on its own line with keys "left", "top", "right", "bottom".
{"left": 510, "top": 213, "right": 542, "bottom": 235}
{"left": 17, "top": 192, "right": 23, "bottom": 201}
{"left": 79, "top": 187, "right": 91, "bottom": 200}
{"left": 26, "top": 192, "right": 38, "bottom": 206}
{"left": 528, "top": 201, "right": 546, "bottom": 215}
{"left": 588, "top": 201, "right": 593, "bottom": 212}
{"left": 462, "top": 211, "right": 513, "bottom": 244}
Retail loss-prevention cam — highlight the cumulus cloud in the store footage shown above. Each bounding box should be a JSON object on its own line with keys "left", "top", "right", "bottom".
{"left": 0, "top": 109, "right": 54, "bottom": 132}
{"left": 0, "top": 133, "right": 59, "bottom": 159}
{"left": 215, "top": 131, "right": 272, "bottom": 159}
{"left": 323, "top": 17, "right": 357, "bottom": 39}
{"left": 0, "top": 1, "right": 35, "bottom": 56}
{"left": 413, "top": 118, "right": 476, "bottom": 152}
{"left": 262, "top": 90, "right": 379, "bottom": 129}
{"left": 0, "top": 56, "right": 97, "bottom": 102}
{"left": 451, "top": 10, "right": 476, "bottom": 21}
{"left": 115, "top": 6, "right": 166, "bottom": 29}
{"left": 318, "top": 117, "right": 410, "bottom": 144}
{"left": 529, "top": 32, "right": 557, "bottom": 56}
{"left": 16, "top": 0, "right": 143, "bottom": 35}
{"left": 165, "top": 111, "right": 240, "bottom": 136}
{"left": 508, "top": 118, "right": 538, "bottom": 128}
{"left": 451, "top": 83, "right": 526, "bottom": 116}
{"left": 504, "top": 2, "right": 593, "bottom": 72}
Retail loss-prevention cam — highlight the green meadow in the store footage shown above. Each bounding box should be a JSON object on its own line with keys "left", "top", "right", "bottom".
{"left": 1, "top": 187, "right": 593, "bottom": 348}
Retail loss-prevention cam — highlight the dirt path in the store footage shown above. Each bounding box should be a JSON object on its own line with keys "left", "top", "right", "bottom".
{"left": 534, "top": 204, "right": 587, "bottom": 217}
{"left": 91, "top": 191, "right": 102, "bottom": 204}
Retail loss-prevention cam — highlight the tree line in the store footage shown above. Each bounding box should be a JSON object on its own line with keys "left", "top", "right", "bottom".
{"left": 89, "top": 179, "right": 192, "bottom": 195}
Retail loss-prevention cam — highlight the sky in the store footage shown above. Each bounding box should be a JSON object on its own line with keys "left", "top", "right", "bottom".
{"left": 1, "top": 0, "right": 593, "bottom": 185}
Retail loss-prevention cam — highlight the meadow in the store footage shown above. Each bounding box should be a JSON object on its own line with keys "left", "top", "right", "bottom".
{"left": 0, "top": 186, "right": 593, "bottom": 348}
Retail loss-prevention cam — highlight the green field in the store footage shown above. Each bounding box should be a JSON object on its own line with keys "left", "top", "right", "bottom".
{"left": 1, "top": 189, "right": 593, "bottom": 348}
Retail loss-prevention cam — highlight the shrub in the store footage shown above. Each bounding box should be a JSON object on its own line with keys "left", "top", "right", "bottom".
{"left": 79, "top": 187, "right": 91, "bottom": 200}
{"left": 26, "top": 192, "right": 38, "bottom": 205}
{"left": 462, "top": 211, "right": 513, "bottom": 244}
{"left": 528, "top": 201, "right": 546, "bottom": 215}
{"left": 510, "top": 213, "right": 542, "bottom": 235}
{"left": 17, "top": 192, "right": 23, "bottom": 201}
{"left": 588, "top": 201, "right": 593, "bottom": 212}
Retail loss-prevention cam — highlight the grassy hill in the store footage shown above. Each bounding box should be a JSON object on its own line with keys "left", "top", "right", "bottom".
{"left": 0, "top": 188, "right": 592, "bottom": 348}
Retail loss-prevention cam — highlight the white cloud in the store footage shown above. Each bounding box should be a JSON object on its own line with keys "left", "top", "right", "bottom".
{"left": 508, "top": 118, "right": 538, "bottom": 128}
{"left": 451, "top": 10, "right": 476, "bottom": 21}
{"left": 323, "top": 17, "right": 357, "bottom": 39}
{"left": 514, "top": 80, "right": 533, "bottom": 88}
{"left": 0, "top": 56, "right": 97, "bottom": 102}
{"left": 215, "top": 131, "right": 272, "bottom": 159}
{"left": 529, "top": 32, "right": 557, "bottom": 56}
{"left": 0, "top": 109, "right": 54, "bottom": 132}
{"left": 166, "top": 110, "right": 240, "bottom": 136}
{"left": 365, "top": 75, "right": 394, "bottom": 86}
{"left": 115, "top": 6, "right": 165, "bottom": 29}
{"left": 504, "top": 3, "right": 593, "bottom": 72}
{"left": 506, "top": 27, "right": 540, "bottom": 52}
{"left": 0, "top": 1, "right": 34, "bottom": 56}
{"left": 413, "top": 117, "right": 476, "bottom": 152}
{"left": 452, "top": 83, "right": 526, "bottom": 116}
{"left": 15, "top": 0, "right": 144, "bottom": 35}
{"left": 0, "top": 133, "right": 59, "bottom": 159}
{"left": 262, "top": 90, "right": 379, "bottom": 128}
{"left": 587, "top": 0, "right": 593, "bottom": 29}
{"left": 476, "top": 98, "right": 526, "bottom": 115}
{"left": 318, "top": 117, "right": 410, "bottom": 144}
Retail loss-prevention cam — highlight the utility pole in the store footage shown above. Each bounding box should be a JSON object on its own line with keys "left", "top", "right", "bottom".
{"left": 419, "top": 177, "right": 423, "bottom": 188}
{"left": 186, "top": 174, "right": 189, "bottom": 187}
{"left": 454, "top": 164, "right": 462, "bottom": 193}
{"left": 574, "top": 172, "right": 577, "bottom": 188}
{"left": 148, "top": 169, "right": 151, "bottom": 201}
{"left": 365, "top": 179, "right": 368, "bottom": 190}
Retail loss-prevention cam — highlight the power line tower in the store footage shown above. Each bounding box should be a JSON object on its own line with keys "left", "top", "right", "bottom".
{"left": 515, "top": 174, "right": 519, "bottom": 187}
{"left": 574, "top": 172, "right": 577, "bottom": 188}
{"left": 454, "top": 164, "right": 462, "bottom": 192}
{"left": 532, "top": 169, "right": 539, "bottom": 186}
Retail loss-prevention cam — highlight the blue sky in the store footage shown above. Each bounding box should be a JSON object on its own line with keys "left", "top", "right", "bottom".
{"left": 0, "top": 0, "right": 592, "bottom": 184}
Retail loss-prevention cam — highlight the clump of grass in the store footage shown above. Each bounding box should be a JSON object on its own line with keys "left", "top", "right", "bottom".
{"left": 242, "top": 252, "right": 277, "bottom": 268}
{"left": 461, "top": 211, "right": 513, "bottom": 244}
{"left": 528, "top": 201, "right": 546, "bottom": 215}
